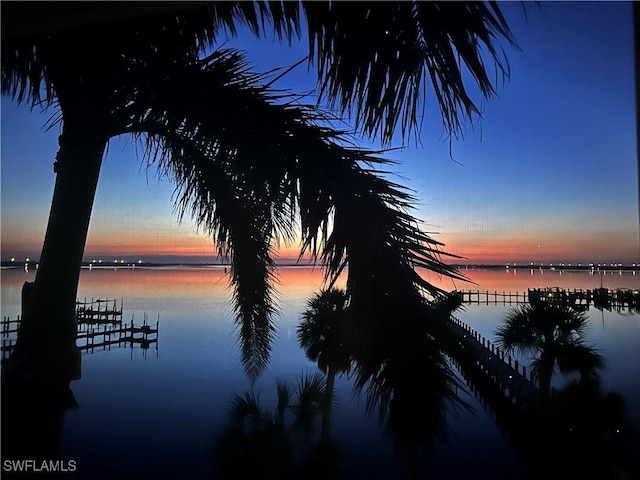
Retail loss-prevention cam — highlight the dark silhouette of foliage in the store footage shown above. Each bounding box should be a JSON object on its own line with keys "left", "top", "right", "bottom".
{"left": 298, "top": 288, "right": 352, "bottom": 375}
{"left": 298, "top": 287, "right": 352, "bottom": 439}
{"left": 495, "top": 302, "right": 604, "bottom": 396}
{"left": 349, "top": 303, "right": 470, "bottom": 479}
{"left": 1, "top": 2, "right": 519, "bottom": 380}
{"left": 214, "top": 372, "right": 347, "bottom": 479}
{"left": 520, "top": 379, "right": 639, "bottom": 480}
{"left": 3, "top": 2, "right": 518, "bottom": 145}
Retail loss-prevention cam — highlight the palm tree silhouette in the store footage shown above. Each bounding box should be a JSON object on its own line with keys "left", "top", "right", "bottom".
{"left": 214, "top": 372, "right": 346, "bottom": 479}
{"left": 297, "top": 287, "right": 352, "bottom": 440}
{"left": 2, "top": 2, "right": 517, "bottom": 380}
{"left": 495, "top": 302, "right": 604, "bottom": 397}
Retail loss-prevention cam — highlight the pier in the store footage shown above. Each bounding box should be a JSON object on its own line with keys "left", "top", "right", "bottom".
{"left": 1, "top": 297, "right": 159, "bottom": 364}
{"left": 443, "top": 314, "right": 542, "bottom": 407}
{"left": 76, "top": 297, "right": 124, "bottom": 324}
{"left": 434, "top": 298, "right": 640, "bottom": 475}
{"left": 458, "top": 287, "right": 640, "bottom": 310}
{"left": 1, "top": 315, "right": 159, "bottom": 364}
{"left": 77, "top": 314, "right": 159, "bottom": 355}
{"left": 437, "top": 286, "right": 639, "bottom": 415}
{"left": 433, "top": 309, "right": 545, "bottom": 450}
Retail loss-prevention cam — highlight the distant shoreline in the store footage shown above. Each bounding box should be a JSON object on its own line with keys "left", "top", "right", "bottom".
{"left": 2, "top": 261, "right": 639, "bottom": 272}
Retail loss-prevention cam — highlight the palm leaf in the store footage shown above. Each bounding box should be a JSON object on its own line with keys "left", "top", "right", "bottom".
{"left": 1, "top": 2, "right": 270, "bottom": 108}
{"left": 556, "top": 343, "right": 605, "bottom": 382}
{"left": 118, "top": 48, "right": 467, "bottom": 379}
{"left": 496, "top": 305, "right": 543, "bottom": 356}
{"left": 289, "top": 371, "right": 326, "bottom": 435}
{"left": 355, "top": 326, "right": 467, "bottom": 451}
{"left": 299, "top": 1, "right": 518, "bottom": 144}
{"left": 275, "top": 380, "right": 293, "bottom": 430}
{"left": 229, "top": 390, "right": 266, "bottom": 432}
{"left": 297, "top": 288, "right": 352, "bottom": 374}
{"left": 4, "top": 1, "right": 519, "bottom": 147}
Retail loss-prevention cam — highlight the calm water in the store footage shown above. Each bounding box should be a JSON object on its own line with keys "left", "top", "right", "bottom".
{"left": 2, "top": 266, "right": 639, "bottom": 479}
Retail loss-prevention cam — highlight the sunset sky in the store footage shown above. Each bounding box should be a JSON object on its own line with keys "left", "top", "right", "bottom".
{"left": 1, "top": 2, "right": 639, "bottom": 266}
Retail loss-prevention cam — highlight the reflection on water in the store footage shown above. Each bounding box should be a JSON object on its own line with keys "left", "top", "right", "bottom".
{"left": 1, "top": 266, "right": 638, "bottom": 479}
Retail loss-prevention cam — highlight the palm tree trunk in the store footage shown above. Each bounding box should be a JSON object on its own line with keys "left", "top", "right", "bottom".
{"left": 403, "top": 446, "right": 420, "bottom": 480}
{"left": 321, "top": 368, "right": 336, "bottom": 441}
{"left": 9, "top": 120, "right": 107, "bottom": 378}
{"left": 537, "top": 354, "right": 555, "bottom": 398}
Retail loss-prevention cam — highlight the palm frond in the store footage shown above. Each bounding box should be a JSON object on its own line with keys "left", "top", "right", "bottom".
{"left": 275, "top": 379, "right": 293, "bottom": 429}
{"left": 297, "top": 288, "right": 351, "bottom": 374}
{"left": 119, "top": 47, "right": 466, "bottom": 380}
{"left": 301, "top": 1, "right": 518, "bottom": 145}
{"left": 495, "top": 305, "right": 541, "bottom": 355}
{"left": 530, "top": 350, "right": 557, "bottom": 388}
{"left": 289, "top": 372, "right": 326, "bottom": 435}
{"left": 0, "top": 2, "right": 274, "bottom": 108}
{"left": 122, "top": 49, "right": 298, "bottom": 380}
{"left": 354, "top": 327, "right": 466, "bottom": 451}
{"left": 229, "top": 390, "right": 265, "bottom": 432}
{"left": 556, "top": 343, "right": 605, "bottom": 382}
{"left": 3, "top": 1, "right": 519, "bottom": 147}
{"left": 555, "top": 307, "right": 590, "bottom": 339}
{"left": 322, "top": 164, "right": 466, "bottom": 291}
{"left": 130, "top": 123, "right": 278, "bottom": 382}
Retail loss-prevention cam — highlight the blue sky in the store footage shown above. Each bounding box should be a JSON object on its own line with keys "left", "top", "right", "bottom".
{"left": 1, "top": 1, "right": 638, "bottom": 265}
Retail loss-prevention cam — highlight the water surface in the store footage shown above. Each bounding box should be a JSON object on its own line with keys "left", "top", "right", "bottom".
{"left": 2, "top": 266, "right": 638, "bottom": 479}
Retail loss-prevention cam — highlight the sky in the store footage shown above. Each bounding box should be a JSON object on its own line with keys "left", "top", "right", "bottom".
{"left": 1, "top": 1, "right": 639, "bottom": 266}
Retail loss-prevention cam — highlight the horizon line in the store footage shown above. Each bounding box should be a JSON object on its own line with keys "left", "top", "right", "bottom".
{"left": 2, "top": 258, "right": 639, "bottom": 270}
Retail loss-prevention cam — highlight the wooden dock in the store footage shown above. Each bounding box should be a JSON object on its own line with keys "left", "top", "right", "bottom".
{"left": 430, "top": 309, "right": 546, "bottom": 449}
{"left": 76, "top": 314, "right": 159, "bottom": 353}
{"left": 458, "top": 287, "right": 640, "bottom": 310}
{"left": 443, "top": 314, "right": 542, "bottom": 407}
{"left": 1, "top": 315, "right": 159, "bottom": 364}
{"left": 76, "top": 297, "right": 124, "bottom": 324}
{"left": 1, "top": 302, "right": 159, "bottom": 364}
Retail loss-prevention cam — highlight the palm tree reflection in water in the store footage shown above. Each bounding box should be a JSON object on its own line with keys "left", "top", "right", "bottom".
{"left": 1, "top": 374, "right": 78, "bottom": 469}
{"left": 215, "top": 285, "right": 470, "bottom": 479}
{"left": 214, "top": 372, "right": 347, "bottom": 479}
{"left": 215, "top": 287, "right": 640, "bottom": 478}
{"left": 297, "top": 288, "right": 469, "bottom": 479}
{"left": 520, "top": 379, "right": 637, "bottom": 479}
{"left": 495, "top": 301, "right": 640, "bottom": 479}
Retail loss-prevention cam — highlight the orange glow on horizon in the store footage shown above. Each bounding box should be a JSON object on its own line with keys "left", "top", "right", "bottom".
{"left": 441, "top": 229, "right": 639, "bottom": 265}
{"left": 5, "top": 223, "right": 637, "bottom": 266}
{"left": 81, "top": 232, "right": 317, "bottom": 262}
